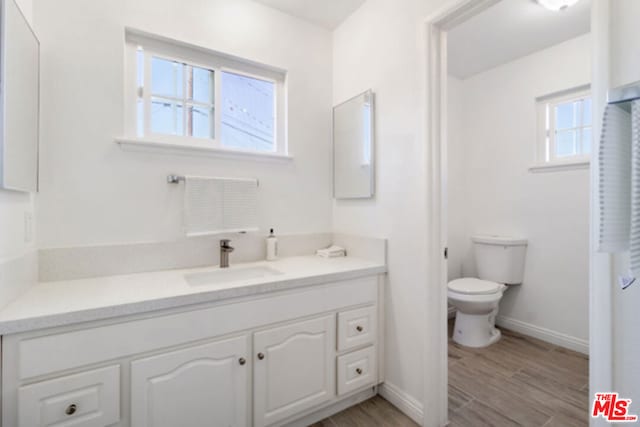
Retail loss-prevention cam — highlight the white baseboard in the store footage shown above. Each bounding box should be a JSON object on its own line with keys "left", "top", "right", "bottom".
{"left": 378, "top": 382, "right": 424, "bottom": 425}
{"left": 496, "top": 315, "right": 589, "bottom": 355}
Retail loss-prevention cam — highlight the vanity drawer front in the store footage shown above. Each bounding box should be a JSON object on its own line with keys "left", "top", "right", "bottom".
{"left": 17, "top": 365, "right": 120, "bottom": 427}
{"left": 337, "top": 305, "right": 376, "bottom": 351}
{"left": 337, "top": 346, "right": 376, "bottom": 396}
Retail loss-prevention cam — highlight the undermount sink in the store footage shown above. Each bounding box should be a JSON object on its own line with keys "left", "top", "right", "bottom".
{"left": 185, "top": 266, "right": 284, "bottom": 287}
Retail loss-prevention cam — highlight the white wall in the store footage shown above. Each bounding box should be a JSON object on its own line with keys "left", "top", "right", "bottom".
{"left": 33, "top": 0, "right": 333, "bottom": 249}
{"left": 0, "top": 0, "right": 37, "bottom": 309}
{"left": 446, "top": 76, "right": 466, "bottom": 281}
{"left": 333, "top": 0, "right": 447, "bottom": 413}
{"left": 447, "top": 34, "right": 591, "bottom": 347}
{"left": 609, "top": 0, "right": 640, "bottom": 403}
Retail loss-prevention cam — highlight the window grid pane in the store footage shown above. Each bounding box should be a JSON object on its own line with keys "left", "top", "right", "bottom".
{"left": 546, "top": 94, "right": 592, "bottom": 162}
{"left": 151, "top": 97, "right": 184, "bottom": 136}
{"left": 556, "top": 129, "right": 577, "bottom": 157}
{"left": 137, "top": 49, "right": 279, "bottom": 152}
{"left": 221, "top": 71, "right": 275, "bottom": 152}
{"left": 146, "top": 55, "right": 215, "bottom": 140}
{"left": 151, "top": 57, "right": 184, "bottom": 99}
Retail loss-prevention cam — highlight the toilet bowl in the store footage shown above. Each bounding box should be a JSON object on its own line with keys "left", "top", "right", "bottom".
{"left": 448, "top": 235, "right": 527, "bottom": 348}
{"left": 448, "top": 278, "right": 506, "bottom": 347}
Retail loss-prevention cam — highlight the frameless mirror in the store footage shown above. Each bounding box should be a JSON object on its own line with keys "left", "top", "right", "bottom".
{"left": 333, "top": 90, "right": 374, "bottom": 199}
{"left": 0, "top": 0, "right": 39, "bottom": 192}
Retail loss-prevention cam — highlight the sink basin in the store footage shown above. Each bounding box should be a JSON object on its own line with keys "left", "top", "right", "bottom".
{"left": 185, "top": 266, "right": 284, "bottom": 286}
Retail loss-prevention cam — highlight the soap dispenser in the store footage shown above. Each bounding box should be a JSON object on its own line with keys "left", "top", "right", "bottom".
{"left": 266, "top": 228, "right": 278, "bottom": 261}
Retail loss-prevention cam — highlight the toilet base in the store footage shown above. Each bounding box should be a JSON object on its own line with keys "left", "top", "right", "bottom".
{"left": 452, "top": 310, "right": 501, "bottom": 348}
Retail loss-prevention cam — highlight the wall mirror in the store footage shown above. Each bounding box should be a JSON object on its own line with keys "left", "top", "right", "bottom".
{"left": 0, "top": 0, "right": 39, "bottom": 192}
{"left": 333, "top": 90, "right": 374, "bottom": 199}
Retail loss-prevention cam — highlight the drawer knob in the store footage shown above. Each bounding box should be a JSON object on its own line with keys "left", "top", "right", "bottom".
{"left": 257, "top": 352, "right": 265, "bottom": 360}
{"left": 239, "top": 357, "right": 246, "bottom": 365}
{"left": 356, "top": 368, "right": 363, "bottom": 375}
{"left": 65, "top": 404, "right": 77, "bottom": 416}
{"left": 356, "top": 325, "right": 364, "bottom": 332}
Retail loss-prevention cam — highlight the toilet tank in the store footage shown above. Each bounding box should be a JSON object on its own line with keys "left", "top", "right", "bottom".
{"left": 472, "top": 235, "right": 527, "bottom": 285}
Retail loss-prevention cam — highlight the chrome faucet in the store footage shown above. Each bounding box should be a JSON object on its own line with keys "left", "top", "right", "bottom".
{"left": 220, "top": 239, "right": 234, "bottom": 268}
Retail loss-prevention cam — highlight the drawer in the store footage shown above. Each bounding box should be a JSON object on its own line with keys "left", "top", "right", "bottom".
{"left": 337, "top": 346, "right": 377, "bottom": 396}
{"left": 17, "top": 365, "right": 120, "bottom": 427}
{"left": 337, "top": 305, "right": 376, "bottom": 351}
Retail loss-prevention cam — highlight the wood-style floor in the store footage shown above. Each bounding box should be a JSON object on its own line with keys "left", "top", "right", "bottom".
{"left": 447, "top": 320, "right": 589, "bottom": 426}
{"left": 314, "top": 320, "right": 589, "bottom": 426}
{"left": 310, "top": 395, "right": 418, "bottom": 427}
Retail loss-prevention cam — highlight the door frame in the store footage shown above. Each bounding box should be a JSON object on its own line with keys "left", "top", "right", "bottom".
{"left": 421, "top": 1, "right": 500, "bottom": 426}
{"left": 589, "top": 2, "right": 613, "bottom": 425}
{"left": 422, "top": 0, "right": 604, "bottom": 425}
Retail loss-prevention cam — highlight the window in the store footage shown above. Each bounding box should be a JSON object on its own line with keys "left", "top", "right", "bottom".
{"left": 124, "top": 30, "right": 286, "bottom": 157}
{"left": 536, "top": 87, "right": 592, "bottom": 166}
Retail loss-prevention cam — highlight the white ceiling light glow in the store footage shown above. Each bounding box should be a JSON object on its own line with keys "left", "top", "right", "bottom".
{"left": 536, "top": 0, "right": 580, "bottom": 11}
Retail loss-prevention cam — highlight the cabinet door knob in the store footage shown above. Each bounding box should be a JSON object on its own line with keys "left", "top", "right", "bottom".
{"left": 356, "top": 325, "right": 364, "bottom": 332}
{"left": 257, "top": 352, "right": 265, "bottom": 360}
{"left": 65, "top": 404, "right": 77, "bottom": 415}
{"left": 239, "top": 357, "right": 246, "bottom": 365}
{"left": 356, "top": 368, "right": 363, "bottom": 375}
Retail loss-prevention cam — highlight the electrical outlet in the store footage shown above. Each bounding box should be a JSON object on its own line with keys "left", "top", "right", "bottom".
{"left": 24, "top": 212, "right": 33, "bottom": 243}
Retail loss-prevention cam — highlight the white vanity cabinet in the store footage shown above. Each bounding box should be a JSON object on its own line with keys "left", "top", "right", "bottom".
{"left": 253, "top": 315, "right": 335, "bottom": 427}
{"left": 1, "top": 275, "right": 383, "bottom": 427}
{"left": 130, "top": 336, "right": 250, "bottom": 427}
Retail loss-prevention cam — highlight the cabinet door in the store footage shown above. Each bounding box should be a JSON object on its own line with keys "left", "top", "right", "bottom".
{"left": 253, "top": 315, "right": 335, "bottom": 427}
{"left": 131, "top": 336, "right": 249, "bottom": 427}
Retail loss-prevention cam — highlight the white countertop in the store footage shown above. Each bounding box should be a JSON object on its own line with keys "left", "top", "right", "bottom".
{"left": 0, "top": 256, "right": 386, "bottom": 335}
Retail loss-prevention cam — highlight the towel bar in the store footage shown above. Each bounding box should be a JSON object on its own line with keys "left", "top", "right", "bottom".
{"left": 167, "top": 175, "right": 185, "bottom": 184}
{"left": 167, "top": 174, "right": 259, "bottom": 186}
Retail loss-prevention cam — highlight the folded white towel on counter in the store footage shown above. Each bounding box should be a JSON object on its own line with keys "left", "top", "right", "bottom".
{"left": 316, "top": 245, "right": 346, "bottom": 258}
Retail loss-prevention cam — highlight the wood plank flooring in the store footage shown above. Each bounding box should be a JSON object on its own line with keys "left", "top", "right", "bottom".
{"left": 310, "top": 395, "right": 418, "bottom": 427}
{"left": 447, "top": 321, "right": 589, "bottom": 426}
{"left": 314, "top": 320, "right": 589, "bottom": 426}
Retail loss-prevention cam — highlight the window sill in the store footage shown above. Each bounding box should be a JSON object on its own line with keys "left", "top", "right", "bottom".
{"left": 114, "top": 137, "right": 293, "bottom": 161}
{"left": 528, "top": 160, "right": 590, "bottom": 173}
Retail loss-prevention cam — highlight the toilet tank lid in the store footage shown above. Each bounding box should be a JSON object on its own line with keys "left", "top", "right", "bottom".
{"left": 471, "top": 235, "right": 527, "bottom": 246}
{"left": 448, "top": 278, "right": 502, "bottom": 295}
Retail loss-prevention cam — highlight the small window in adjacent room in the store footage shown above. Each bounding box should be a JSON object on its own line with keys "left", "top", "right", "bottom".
{"left": 124, "top": 31, "right": 287, "bottom": 157}
{"left": 536, "top": 87, "right": 592, "bottom": 167}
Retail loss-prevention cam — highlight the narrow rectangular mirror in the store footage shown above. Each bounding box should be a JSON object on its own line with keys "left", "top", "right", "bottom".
{"left": 333, "top": 90, "right": 374, "bottom": 199}
{"left": 0, "top": 0, "right": 39, "bottom": 192}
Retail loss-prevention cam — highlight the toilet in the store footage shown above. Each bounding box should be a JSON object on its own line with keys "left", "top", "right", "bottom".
{"left": 448, "top": 235, "right": 527, "bottom": 348}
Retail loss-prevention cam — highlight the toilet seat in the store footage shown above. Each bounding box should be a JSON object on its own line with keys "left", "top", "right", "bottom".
{"left": 447, "top": 278, "right": 502, "bottom": 295}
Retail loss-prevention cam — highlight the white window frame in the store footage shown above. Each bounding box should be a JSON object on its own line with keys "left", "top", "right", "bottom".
{"left": 533, "top": 85, "right": 591, "bottom": 171}
{"left": 120, "top": 29, "right": 288, "bottom": 158}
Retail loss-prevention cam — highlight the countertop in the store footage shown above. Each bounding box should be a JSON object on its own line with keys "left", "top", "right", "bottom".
{"left": 0, "top": 256, "right": 386, "bottom": 335}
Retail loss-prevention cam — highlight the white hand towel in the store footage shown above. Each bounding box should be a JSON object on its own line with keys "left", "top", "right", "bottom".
{"left": 629, "top": 101, "right": 640, "bottom": 276}
{"left": 184, "top": 176, "right": 258, "bottom": 236}
{"left": 598, "top": 103, "right": 632, "bottom": 252}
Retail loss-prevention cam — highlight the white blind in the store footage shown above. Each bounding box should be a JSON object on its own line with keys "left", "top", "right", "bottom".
{"left": 598, "top": 104, "right": 632, "bottom": 252}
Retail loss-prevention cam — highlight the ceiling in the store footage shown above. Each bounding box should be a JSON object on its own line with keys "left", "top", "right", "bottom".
{"left": 252, "top": 0, "right": 366, "bottom": 29}
{"left": 447, "top": 0, "right": 591, "bottom": 79}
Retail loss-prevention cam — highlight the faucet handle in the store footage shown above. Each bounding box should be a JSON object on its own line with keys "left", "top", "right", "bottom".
{"left": 220, "top": 239, "right": 231, "bottom": 247}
